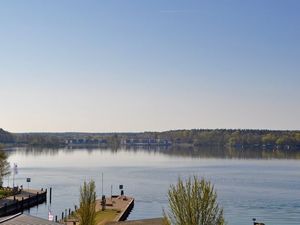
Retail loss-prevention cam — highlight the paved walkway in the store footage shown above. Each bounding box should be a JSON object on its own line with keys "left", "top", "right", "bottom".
{"left": 0, "top": 213, "right": 60, "bottom": 225}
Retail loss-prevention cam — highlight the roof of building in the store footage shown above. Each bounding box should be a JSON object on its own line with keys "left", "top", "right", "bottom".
{"left": 107, "top": 218, "right": 163, "bottom": 225}
{"left": 0, "top": 213, "right": 60, "bottom": 225}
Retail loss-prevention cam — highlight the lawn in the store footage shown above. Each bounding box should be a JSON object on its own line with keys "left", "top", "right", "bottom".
{"left": 65, "top": 208, "right": 120, "bottom": 225}
{"left": 95, "top": 209, "right": 120, "bottom": 225}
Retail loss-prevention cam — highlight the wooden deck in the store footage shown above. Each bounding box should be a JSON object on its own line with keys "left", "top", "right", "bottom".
{"left": 96, "top": 195, "right": 134, "bottom": 222}
{"left": 0, "top": 189, "right": 47, "bottom": 217}
{"left": 63, "top": 195, "right": 134, "bottom": 225}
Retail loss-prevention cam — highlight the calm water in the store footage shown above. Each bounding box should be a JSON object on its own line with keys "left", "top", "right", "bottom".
{"left": 5, "top": 147, "right": 300, "bottom": 225}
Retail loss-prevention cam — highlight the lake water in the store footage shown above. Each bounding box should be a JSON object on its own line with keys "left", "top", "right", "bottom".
{"left": 5, "top": 147, "right": 300, "bottom": 225}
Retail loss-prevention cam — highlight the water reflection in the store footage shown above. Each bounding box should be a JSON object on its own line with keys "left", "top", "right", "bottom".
{"left": 6, "top": 146, "right": 300, "bottom": 160}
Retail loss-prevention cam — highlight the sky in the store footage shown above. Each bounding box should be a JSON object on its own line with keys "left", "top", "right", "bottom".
{"left": 0, "top": 0, "right": 299, "bottom": 132}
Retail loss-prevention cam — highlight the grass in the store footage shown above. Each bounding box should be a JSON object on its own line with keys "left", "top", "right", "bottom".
{"left": 0, "top": 188, "right": 13, "bottom": 199}
{"left": 67, "top": 209, "right": 120, "bottom": 225}
{"left": 95, "top": 209, "right": 120, "bottom": 225}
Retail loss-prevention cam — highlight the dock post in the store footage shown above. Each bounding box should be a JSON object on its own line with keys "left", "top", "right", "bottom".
{"left": 61, "top": 212, "right": 64, "bottom": 221}
{"left": 16, "top": 199, "right": 19, "bottom": 211}
{"left": 50, "top": 187, "right": 52, "bottom": 204}
{"left": 4, "top": 203, "right": 7, "bottom": 215}
{"left": 69, "top": 208, "right": 71, "bottom": 216}
{"left": 55, "top": 215, "right": 58, "bottom": 222}
{"left": 101, "top": 195, "right": 106, "bottom": 211}
{"left": 28, "top": 195, "right": 31, "bottom": 208}
{"left": 21, "top": 197, "right": 24, "bottom": 212}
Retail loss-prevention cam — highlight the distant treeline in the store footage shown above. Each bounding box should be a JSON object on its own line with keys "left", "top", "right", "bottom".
{"left": 152, "top": 129, "right": 300, "bottom": 149}
{"left": 0, "top": 128, "right": 15, "bottom": 143}
{"left": 1, "top": 128, "right": 300, "bottom": 150}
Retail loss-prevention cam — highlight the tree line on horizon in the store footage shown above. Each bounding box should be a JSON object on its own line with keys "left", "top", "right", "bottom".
{"left": 154, "top": 129, "right": 300, "bottom": 149}
{"left": 1, "top": 128, "right": 300, "bottom": 150}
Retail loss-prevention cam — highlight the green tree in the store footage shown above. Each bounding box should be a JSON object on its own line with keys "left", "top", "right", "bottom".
{"left": 262, "top": 133, "right": 277, "bottom": 145}
{"left": 0, "top": 146, "right": 11, "bottom": 187}
{"left": 78, "top": 180, "right": 96, "bottom": 225}
{"left": 164, "top": 176, "right": 226, "bottom": 225}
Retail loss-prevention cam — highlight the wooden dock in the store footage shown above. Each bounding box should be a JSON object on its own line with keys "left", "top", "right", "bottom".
{"left": 0, "top": 188, "right": 47, "bottom": 217}
{"left": 63, "top": 195, "right": 134, "bottom": 225}
{"left": 96, "top": 195, "right": 135, "bottom": 222}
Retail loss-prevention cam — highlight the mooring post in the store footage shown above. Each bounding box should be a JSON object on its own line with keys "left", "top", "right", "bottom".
{"left": 50, "top": 187, "right": 52, "bottom": 204}
{"left": 55, "top": 215, "right": 58, "bottom": 222}
{"left": 4, "top": 203, "right": 7, "bottom": 214}
{"left": 61, "top": 212, "right": 64, "bottom": 221}
{"left": 28, "top": 195, "right": 31, "bottom": 208}
{"left": 16, "top": 199, "right": 19, "bottom": 210}
{"left": 21, "top": 197, "right": 24, "bottom": 212}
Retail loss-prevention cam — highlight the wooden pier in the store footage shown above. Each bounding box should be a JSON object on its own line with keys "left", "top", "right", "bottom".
{"left": 97, "top": 195, "right": 135, "bottom": 222}
{"left": 63, "top": 195, "right": 134, "bottom": 225}
{"left": 0, "top": 188, "right": 47, "bottom": 217}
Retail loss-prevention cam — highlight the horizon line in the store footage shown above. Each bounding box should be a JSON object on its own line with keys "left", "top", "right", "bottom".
{"left": 3, "top": 128, "right": 300, "bottom": 134}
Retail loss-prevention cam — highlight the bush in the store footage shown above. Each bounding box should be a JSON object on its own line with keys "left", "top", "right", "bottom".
{"left": 78, "top": 180, "right": 96, "bottom": 225}
{"left": 164, "top": 176, "right": 226, "bottom": 225}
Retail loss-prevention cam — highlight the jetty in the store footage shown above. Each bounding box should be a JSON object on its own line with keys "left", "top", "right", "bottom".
{"left": 0, "top": 188, "right": 47, "bottom": 217}
{"left": 96, "top": 195, "right": 134, "bottom": 222}
{"left": 62, "top": 195, "right": 134, "bottom": 225}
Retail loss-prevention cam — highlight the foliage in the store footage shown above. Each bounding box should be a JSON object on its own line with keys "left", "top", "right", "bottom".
{"left": 0, "top": 188, "right": 13, "bottom": 199}
{"left": 156, "top": 129, "right": 300, "bottom": 150}
{"left": 164, "top": 176, "right": 226, "bottom": 225}
{"left": 15, "top": 133, "right": 63, "bottom": 147}
{"left": 78, "top": 180, "right": 96, "bottom": 225}
{"left": 0, "top": 146, "right": 10, "bottom": 187}
{"left": 2, "top": 127, "right": 300, "bottom": 150}
{"left": 106, "top": 134, "right": 121, "bottom": 149}
{"left": 0, "top": 128, "right": 14, "bottom": 143}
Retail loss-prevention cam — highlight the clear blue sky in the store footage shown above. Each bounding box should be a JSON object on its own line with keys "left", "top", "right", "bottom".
{"left": 0, "top": 0, "right": 299, "bottom": 132}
